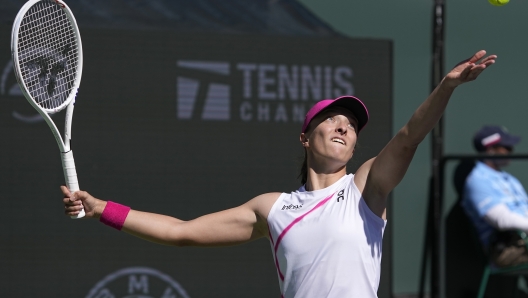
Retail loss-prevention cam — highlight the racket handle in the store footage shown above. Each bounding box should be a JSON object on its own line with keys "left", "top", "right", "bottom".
{"left": 61, "top": 150, "right": 85, "bottom": 219}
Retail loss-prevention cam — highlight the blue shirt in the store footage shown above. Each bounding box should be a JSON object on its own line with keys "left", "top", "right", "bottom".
{"left": 461, "top": 161, "right": 528, "bottom": 246}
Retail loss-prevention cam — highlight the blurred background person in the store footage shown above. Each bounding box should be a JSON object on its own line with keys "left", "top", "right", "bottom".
{"left": 461, "top": 125, "right": 528, "bottom": 267}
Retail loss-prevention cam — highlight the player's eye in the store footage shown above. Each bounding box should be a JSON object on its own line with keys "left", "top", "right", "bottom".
{"left": 326, "top": 116, "right": 335, "bottom": 122}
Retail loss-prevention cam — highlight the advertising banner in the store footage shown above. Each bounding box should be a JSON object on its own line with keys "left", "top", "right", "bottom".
{"left": 0, "top": 27, "right": 392, "bottom": 297}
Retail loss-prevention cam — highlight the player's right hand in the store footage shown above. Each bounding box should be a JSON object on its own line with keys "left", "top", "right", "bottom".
{"left": 442, "top": 50, "right": 496, "bottom": 89}
{"left": 61, "top": 185, "right": 105, "bottom": 219}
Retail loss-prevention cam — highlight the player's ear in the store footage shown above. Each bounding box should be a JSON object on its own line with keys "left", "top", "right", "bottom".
{"left": 300, "top": 133, "right": 309, "bottom": 148}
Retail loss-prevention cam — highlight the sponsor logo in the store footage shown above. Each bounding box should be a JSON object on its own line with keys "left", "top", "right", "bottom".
{"left": 176, "top": 60, "right": 230, "bottom": 121}
{"left": 85, "top": 266, "right": 190, "bottom": 298}
{"left": 1, "top": 60, "right": 22, "bottom": 97}
{"left": 281, "top": 204, "right": 303, "bottom": 210}
{"left": 176, "top": 60, "right": 354, "bottom": 123}
{"left": 1, "top": 59, "right": 44, "bottom": 123}
{"left": 336, "top": 189, "right": 345, "bottom": 202}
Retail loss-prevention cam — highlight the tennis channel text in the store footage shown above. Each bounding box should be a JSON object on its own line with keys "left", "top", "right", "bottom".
{"left": 176, "top": 60, "right": 355, "bottom": 123}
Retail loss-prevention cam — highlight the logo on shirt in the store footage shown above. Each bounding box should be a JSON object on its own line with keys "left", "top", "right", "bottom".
{"left": 281, "top": 204, "right": 303, "bottom": 211}
{"left": 337, "top": 189, "right": 345, "bottom": 202}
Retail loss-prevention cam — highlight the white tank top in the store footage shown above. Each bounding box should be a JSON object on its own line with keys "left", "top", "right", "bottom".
{"left": 267, "top": 174, "right": 386, "bottom": 298}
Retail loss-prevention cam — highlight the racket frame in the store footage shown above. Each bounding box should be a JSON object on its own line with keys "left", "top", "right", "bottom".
{"left": 11, "top": 0, "right": 85, "bottom": 218}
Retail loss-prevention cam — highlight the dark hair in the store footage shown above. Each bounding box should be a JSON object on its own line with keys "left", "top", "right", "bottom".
{"left": 298, "top": 150, "right": 308, "bottom": 185}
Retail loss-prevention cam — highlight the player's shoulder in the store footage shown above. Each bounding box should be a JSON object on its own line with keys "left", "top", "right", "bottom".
{"left": 354, "top": 157, "right": 376, "bottom": 191}
{"left": 251, "top": 192, "right": 282, "bottom": 207}
{"left": 247, "top": 192, "right": 282, "bottom": 223}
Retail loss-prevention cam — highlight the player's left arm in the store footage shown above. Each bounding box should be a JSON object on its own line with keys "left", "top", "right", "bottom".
{"left": 354, "top": 50, "right": 497, "bottom": 219}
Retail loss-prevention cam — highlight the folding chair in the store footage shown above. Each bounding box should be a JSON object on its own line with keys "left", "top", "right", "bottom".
{"left": 476, "top": 230, "right": 528, "bottom": 298}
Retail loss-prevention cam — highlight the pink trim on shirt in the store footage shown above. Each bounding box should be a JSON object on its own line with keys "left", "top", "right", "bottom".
{"left": 271, "top": 192, "right": 335, "bottom": 281}
{"left": 268, "top": 223, "right": 275, "bottom": 246}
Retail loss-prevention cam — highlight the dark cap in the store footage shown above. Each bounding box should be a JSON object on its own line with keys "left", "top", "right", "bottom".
{"left": 473, "top": 125, "right": 521, "bottom": 152}
{"left": 301, "top": 96, "right": 369, "bottom": 133}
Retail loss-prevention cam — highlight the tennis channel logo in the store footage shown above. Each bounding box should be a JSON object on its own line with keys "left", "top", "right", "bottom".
{"left": 86, "top": 267, "right": 190, "bottom": 298}
{"left": 176, "top": 60, "right": 355, "bottom": 123}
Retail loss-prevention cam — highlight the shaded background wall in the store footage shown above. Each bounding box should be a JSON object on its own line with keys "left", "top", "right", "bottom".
{"left": 3, "top": 0, "right": 527, "bottom": 297}
{"left": 0, "top": 1, "right": 393, "bottom": 297}
{"left": 297, "top": 0, "right": 528, "bottom": 296}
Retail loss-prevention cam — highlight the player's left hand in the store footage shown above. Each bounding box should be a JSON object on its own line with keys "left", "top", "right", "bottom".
{"left": 443, "top": 50, "right": 497, "bottom": 88}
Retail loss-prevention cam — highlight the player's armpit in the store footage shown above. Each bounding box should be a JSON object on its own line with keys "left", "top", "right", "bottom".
{"left": 354, "top": 136, "right": 418, "bottom": 220}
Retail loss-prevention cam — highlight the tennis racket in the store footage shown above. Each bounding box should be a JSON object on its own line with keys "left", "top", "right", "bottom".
{"left": 11, "top": 0, "right": 85, "bottom": 218}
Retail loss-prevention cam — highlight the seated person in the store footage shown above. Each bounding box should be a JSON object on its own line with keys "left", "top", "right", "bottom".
{"left": 461, "top": 125, "right": 528, "bottom": 267}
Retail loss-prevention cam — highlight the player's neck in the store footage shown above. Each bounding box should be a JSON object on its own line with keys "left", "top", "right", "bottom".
{"left": 305, "top": 166, "right": 347, "bottom": 191}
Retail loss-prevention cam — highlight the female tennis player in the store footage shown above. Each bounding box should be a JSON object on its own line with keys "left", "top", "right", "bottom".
{"left": 63, "top": 50, "right": 496, "bottom": 298}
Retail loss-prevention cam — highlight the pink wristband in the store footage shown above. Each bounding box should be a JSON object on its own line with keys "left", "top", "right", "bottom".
{"left": 100, "top": 201, "right": 131, "bottom": 230}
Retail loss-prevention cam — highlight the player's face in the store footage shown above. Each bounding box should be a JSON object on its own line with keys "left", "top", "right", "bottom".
{"left": 301, "top": 107, "right": 358, "bottom": 168}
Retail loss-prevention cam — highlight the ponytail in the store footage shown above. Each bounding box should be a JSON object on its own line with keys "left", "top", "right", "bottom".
{"left": 298, "top": 151, "right": 308, "bottom": 185}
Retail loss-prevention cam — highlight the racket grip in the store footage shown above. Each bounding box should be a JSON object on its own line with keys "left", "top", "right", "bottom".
{"left": 61, "top": 150, "right": 85, "bottom": 219}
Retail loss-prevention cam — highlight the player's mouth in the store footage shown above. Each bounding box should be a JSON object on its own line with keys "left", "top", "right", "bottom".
{"left": 331, "top": 137, "right": 346, "bottom": 145}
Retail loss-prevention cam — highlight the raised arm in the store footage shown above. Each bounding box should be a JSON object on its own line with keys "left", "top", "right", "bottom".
{"left": 354, "top": 50, "right": 497, "bottom": 219}
{"left": 62, "top": 186, "right": 279, "bottom": 247}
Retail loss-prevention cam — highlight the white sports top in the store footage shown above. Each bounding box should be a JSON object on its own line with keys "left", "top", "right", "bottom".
{"left": 267, "top": 174, "right": 387, "bottom": 298}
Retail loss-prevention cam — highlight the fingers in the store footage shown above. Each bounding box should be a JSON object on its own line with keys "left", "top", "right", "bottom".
{"left": 466, "top": 67, "right": 486, "bottom": 81}
{"left": 478, "top": 56, "right": 497, "bottom": 68}
{"left": 60, "top": 185, "right": 71, "bottom": 197}
{"left": 479, "top": 54, "right": 497, "bottom": 65}
{"left": 463, "top": 52, "right": 497, "bottom": 80}
{"left": 451, "top": 51, "right": 495, "bottom": 75}
{"left": 465, "top": 61, "right": 495, "bottom": 81}
{"left": 63, "top": 191, "right": 80, "bottom": 204}
{"left": 62, "top": 186, "right": 87, "bottom": 216}
{"left": 63, "top": 192, "right": 83, "bottom": 216}
{"left": 445, "top": 51, "right": 496, "bottom": 87}
{"left": 483, "top": 59, "right": 496, "bottom": 67}
{"left": 64, "top": 200, "right": 84, "bottom": 216}
{"left": 468, "top": 54, "right": 496, "bottom": 78}
{"left": 468, "top": 50, "right": 487, "bottom": 64}
{"left": 61, "top": 184, "right": 76, "bottom": 207}
{"left": 458, "top": 63, "right": 474, "bottom": 79}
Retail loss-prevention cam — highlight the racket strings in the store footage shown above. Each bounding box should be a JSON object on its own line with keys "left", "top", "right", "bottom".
{"left": 17, "top": 1, "right": 79, "bottom": 111}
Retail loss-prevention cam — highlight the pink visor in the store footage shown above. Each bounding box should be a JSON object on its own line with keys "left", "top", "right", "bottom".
{"left": 301, "top": 95, "right": 369, "bottom": 133}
